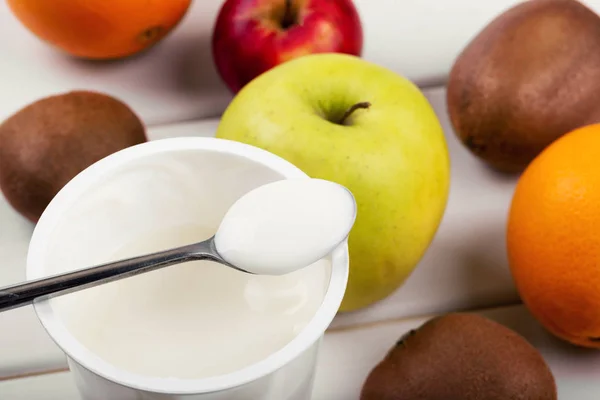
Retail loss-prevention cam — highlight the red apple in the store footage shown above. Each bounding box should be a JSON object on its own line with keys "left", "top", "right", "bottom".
{"left": 211, "top": 0, "right": 363, "bottom": 93}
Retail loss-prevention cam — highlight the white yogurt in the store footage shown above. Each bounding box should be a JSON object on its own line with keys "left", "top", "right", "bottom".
{"left": 58, "top": 224, "right": 330, "bottom": 379}
{"left": 47, "top": 161, "right": 353, "bottom": 380}
{"left": 215, "top": 178, "right": 356, "bottom": 275}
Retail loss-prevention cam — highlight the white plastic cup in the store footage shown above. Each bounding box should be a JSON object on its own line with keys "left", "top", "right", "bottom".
{"left": 26, "top": 137, "right": 349, "bottom": 400}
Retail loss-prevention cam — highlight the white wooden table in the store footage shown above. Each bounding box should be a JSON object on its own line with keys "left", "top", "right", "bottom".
{"left": 0, "top": 0, "right": 539, "bottom": 126}
{"left": 3, "top": 305, "right": 600, "bottom": 399}
{"left": 2, "top": 0, "right": 600, "bottom": 398}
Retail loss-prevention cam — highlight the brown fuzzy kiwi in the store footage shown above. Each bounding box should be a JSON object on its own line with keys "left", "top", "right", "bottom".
{"left": 0, "top": 90, "right": 147, "bottom": 222}
{"left": 360, "top": 313, "right": 557, "bottom": 400}
{"left": 447, "top": 0, "right": 600, "bottom": 173}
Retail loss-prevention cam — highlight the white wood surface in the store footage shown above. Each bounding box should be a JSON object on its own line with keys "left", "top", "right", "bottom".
{"left": 0, "top": 88, "right": 522, "bottom": 379}
{"left": 0, "top": 0, "right": 232, "bottom": 126}
{"left": 3, "top": 0, "right": 600, "bottom": 396}
{"left": 2, "top": 305, "right": 600, "bottom": 399}
{"left": 6, "top": 0, "right": 600, "bottom": 125}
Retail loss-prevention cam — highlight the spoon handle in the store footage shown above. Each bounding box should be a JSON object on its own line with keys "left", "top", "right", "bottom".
{"left": 0, "top": 238, "right": 219, "bottom": 313}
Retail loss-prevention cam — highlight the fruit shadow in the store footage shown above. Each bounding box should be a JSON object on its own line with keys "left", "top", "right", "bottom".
{"left": 55, "top": 35, "right": 229, "bottom": 98}
{"left": 477, "top": 160, "right": 524, "bottom": 183}
{"left": 484, "top": 305, "right": 600, "bottom": 378}
{"left": 41, "top": 33, "right": 233, "bottom": 120}
{"left": 50, "top": 41, "right": 162, "bottom": 67}
{"left": 168, "top": 34, "right": 232, "bottom": 100}
{"left": 428, "top": 209, "right": 520, "bottom": 310}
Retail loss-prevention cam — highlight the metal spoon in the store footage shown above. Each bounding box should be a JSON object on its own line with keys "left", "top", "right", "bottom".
{"left": 0, "top": 236, "right": 239, "bottom": 312}
{"left": 0, "top": 178, "right": 356, "bottom": 313}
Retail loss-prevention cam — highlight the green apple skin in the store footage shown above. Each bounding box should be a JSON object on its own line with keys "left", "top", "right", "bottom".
{"left": 216, "top": 53, "right": 450, "bottom": 312}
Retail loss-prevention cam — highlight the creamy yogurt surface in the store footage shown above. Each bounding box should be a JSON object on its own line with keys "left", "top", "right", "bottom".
{"left": 45, "top": 154, "right": 350, "bottom": 380}
{"left": 58, "top": 224, "right": 330, "bottom": 379}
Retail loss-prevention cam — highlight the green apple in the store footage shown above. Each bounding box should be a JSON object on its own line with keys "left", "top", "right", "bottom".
{"left": 216, "top": 53, "right": 450, "bottom": 312}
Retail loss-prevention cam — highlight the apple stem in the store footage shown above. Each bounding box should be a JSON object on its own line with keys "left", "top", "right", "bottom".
{"left": 281, "top": 0, "right": 295, "bottom": 29}
{"left": 338, "top": 102, "right": 371, "bottom": 125}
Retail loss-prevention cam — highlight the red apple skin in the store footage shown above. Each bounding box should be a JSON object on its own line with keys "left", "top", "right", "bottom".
{"left": 212, "top": 0, "right": 363, "bottom": 93}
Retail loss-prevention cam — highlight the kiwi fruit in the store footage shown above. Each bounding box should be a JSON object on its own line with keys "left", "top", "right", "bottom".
{"left": 360, "top": 313, "right": 557, "bottom": 400}
{"left": 0, "top": 90, "right": 147, "bottom": 222}
{"left": 447, "top": 0, "right": 600, "bottom": 173}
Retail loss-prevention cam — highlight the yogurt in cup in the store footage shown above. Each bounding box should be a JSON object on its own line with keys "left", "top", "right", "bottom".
{"left": 26, "top": 137, "right": 349, "bottom": 400}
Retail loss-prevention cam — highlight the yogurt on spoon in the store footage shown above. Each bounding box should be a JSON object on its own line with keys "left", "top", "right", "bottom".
{"left": 215, "top": 178, "right": 357, "bottom": 275}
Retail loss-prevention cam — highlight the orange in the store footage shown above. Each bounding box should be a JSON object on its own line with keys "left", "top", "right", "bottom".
{"left": 507, "top": 123, "right": 600, "bottom": 348}
{"left": 7, "top": 0, "right": 191, "bottom": 60}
